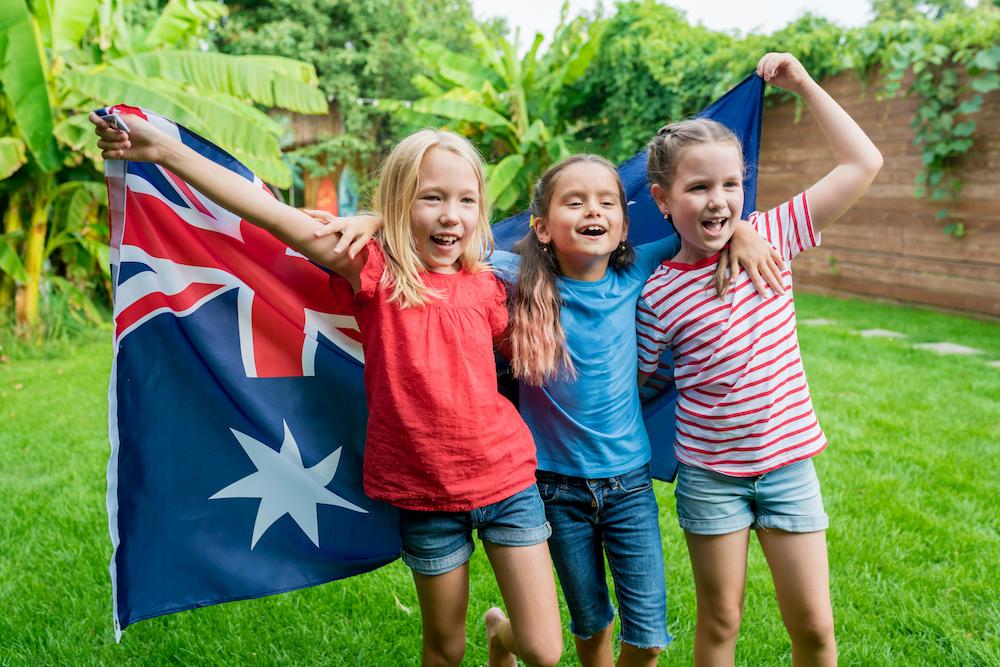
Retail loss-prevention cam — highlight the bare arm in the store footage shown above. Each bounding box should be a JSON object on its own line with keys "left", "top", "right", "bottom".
{"left": 757, "top": 53, "right": 883, "bottom": 233}
{"left": 90, "top": 112, "right": 367, "bottom": 291}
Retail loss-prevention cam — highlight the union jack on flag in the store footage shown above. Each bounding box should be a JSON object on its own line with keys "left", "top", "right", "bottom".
{"left": 99, "top": 105, "right": 400, "bottom": 637}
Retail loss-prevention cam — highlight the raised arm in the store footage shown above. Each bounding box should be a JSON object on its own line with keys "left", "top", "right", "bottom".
{"left": 757, "top": 53, "right": 883, "bottom": 233}
{"left": 90, "top": 112, "right": 372, "bottom": 290}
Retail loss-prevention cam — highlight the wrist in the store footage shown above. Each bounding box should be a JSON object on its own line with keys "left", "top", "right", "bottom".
{"left": 157, "top": 138, "right": 185, "bottom": 167}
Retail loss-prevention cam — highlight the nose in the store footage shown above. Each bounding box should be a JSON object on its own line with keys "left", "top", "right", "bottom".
{"left": 439, "top": 202, "right": 460, "bottom": 225}
{"left": 707, "top": 187, "right": 725, "bottom": 210}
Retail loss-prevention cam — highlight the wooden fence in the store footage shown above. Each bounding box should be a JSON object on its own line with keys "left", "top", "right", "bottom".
{"left": 756, "top": 70, "right": 1000, "bottom": 318}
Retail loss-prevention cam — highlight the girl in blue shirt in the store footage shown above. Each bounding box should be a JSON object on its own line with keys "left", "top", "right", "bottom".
{"left": 496, "top": 154, "right": 783, "bottom": 667}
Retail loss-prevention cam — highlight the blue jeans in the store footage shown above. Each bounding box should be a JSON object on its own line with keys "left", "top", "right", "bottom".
{"left": 536, "top": 464, "right": 672, "bottom": 649}
{"left": 399, "top": 484, "right": 552, "bottom": 576}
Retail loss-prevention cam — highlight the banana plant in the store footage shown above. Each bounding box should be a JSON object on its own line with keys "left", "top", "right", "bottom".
{"left": 0, "top": 0, "right": 329, "bottom": 333}
{"left": 388, "top": 4, "right": 606, "bottom": 215}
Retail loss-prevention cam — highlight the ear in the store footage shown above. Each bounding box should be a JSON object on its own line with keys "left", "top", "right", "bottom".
{"left": 650, "top": 183, "right": 670, "bottom": 217}
{"left": 533, "top": 217, "right": 552, "bottom": 244}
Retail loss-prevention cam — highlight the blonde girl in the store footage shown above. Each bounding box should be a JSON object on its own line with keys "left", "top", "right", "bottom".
{"left": 90, "top": 115, "right": 563, "bottom": 667}
{"left": 637, "top": 52, "right": 882, "bottom": 666}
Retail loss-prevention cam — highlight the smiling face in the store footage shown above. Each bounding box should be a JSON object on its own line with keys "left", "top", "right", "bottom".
{"left": 408, "top": 147, "right": 482, "bottom": 274}
{"left": 533, "top": 161, "right": 627, "bottom": 281}
{"left": 651, "top": 141, "right": 744, "bottom": 264}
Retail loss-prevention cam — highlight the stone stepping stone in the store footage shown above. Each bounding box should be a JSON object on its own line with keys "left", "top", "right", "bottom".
{"left": 913, "top": 342, "right": 983, "bottom": 356}
{"left": 857, "top": 328, "right": 907, "bottom": 339}
{"left": 801, "top": 318, "right": 835, "bottom": 326}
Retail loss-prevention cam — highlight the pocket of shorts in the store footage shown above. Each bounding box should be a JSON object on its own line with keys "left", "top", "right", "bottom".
{"left": 536, "top": 481, "right": 563, "bottom": 502}
{"left": 616, "top": 466, "right": 653, "bottom": 494}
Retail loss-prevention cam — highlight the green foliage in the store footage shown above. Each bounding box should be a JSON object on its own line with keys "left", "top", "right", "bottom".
{"left": 214, "top": 0, "right": 484, "bottom": 178}
{"left": 573, "top": 1, "right": 1000, "bottom": 235}
{"left": 394, "top": 7, "right": 608, "bottom": 215}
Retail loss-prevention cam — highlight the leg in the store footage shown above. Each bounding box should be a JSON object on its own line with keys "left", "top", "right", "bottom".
{"left": 600, "top": 468, "right": 671, "bottom": 667}
{"left": 412, "top": 564, "right": 471, "bottom": 667}
{"left": 685, "top": 529, "right": 751, "bottom": 667}
{"left": 756, "top": 529, "right": 836, "bottom": 667}
{"left": 483, "top": 541, "right": 563, "bottom": 667}
{"left": 575, "top": 621, "right": 615, "bottom": 667}
{"left": 538, "top": 475, "right": 617, "bottom": 667}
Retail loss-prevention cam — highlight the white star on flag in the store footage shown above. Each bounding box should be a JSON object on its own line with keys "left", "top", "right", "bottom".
{"left": 211, "top": 421, "right": 367, "bottom": 549}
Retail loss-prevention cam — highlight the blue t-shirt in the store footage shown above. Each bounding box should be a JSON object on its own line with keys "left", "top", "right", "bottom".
{"left": 492, "top": 237, "right": 680, "bottom": 477}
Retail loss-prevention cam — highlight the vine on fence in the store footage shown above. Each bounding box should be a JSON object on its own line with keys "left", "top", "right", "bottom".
{"left": 881, "top": 16, "right": 1000, "bottom": 237}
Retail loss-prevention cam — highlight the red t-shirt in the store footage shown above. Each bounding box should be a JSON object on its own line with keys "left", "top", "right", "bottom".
{"left": 331, "top": 242, "right": 537, "bottom": 511}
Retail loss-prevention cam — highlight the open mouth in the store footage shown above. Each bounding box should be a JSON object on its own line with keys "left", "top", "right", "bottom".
{"left": 701, "top": 217, "right": 728, "bottom": 235}
{"left": 578, "top": 225, "right": 607, "bottom": 237}
{"left": 431, "top": 234, "right": 461, "bottom": 247}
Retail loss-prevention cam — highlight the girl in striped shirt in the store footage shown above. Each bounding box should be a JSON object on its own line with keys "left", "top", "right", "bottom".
{"left": 636, "top": 52, "right": 882, "bottom": 666}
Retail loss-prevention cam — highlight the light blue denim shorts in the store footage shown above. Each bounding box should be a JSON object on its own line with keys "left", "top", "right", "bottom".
{"left": 399, "top": 484, "right": 551, "bottom": 576}
{"left": 675, "top": 458, "right": 829, "bottom": 536}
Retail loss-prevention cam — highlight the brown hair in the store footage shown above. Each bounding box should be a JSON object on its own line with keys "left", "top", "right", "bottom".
{"left": 509, "top": 154, "right": 634, "bottom": 386}
{"left": 647, "top": 118, "right": 744, "bottom": 299}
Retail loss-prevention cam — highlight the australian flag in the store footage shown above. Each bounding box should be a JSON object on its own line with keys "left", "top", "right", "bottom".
{"left": 495, "top": 74, "right": 765, "bottom": 483}
{"left": 99, "top": 74, "right": 763, "bottom": 635}
{"left": 100, "top": 105, "right": 401, "bottom": 637}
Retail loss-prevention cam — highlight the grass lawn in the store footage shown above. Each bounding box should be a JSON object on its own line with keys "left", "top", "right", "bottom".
{"left": 1, "top": 293, "right": 998, "bottom": 665}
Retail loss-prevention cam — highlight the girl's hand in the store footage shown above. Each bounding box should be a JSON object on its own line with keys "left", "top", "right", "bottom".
{"left": 88, "top": 111, "right": 171, "bottom": 163}
{"left": 756, "top": 52, "right": 814, "bottom": 96}
{"left": 303, "top": 210, "right": 381, "bottom": 260}
{"left": 729, "top": 220, "right": 786, "bottom": 297}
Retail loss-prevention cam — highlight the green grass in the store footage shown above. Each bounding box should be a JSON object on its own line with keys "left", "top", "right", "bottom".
{"left": 1, "top": 293, "right": 998, "bottom": 665}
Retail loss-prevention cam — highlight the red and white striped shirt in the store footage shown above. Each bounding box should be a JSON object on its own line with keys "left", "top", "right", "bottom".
{"left": 636, "top": 192, "right": 825, "bottom": 476}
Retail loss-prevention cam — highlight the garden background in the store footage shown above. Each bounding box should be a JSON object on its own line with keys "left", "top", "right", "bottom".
{"left": 1, "top": 0, "right": 998, "bottom": 664}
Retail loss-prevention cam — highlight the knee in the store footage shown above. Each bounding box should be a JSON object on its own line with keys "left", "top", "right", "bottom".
{"left": 423, "top": 633, "right": 466, "bottom": 667}
{"left": 518, "top": 636, "right": 563, "bottom": 667}
{"left": 701, "top": 602, "right": 744, "bottom": 642}
{"left": 789, "top": 613, "right": 835, "bottom": 650}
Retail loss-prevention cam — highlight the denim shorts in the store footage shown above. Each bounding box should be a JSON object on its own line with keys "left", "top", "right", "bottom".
{"left": 398, "top": 484, "right": 551, "bottom": 576}
{"left": 537, "top": 464, "right": 671, "bottom": 650}
{"left": 675, "top": 458, "right": 829, "bottom": 536}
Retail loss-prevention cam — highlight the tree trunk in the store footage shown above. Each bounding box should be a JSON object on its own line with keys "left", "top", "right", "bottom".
{"left": 15, "top": 174, "right": 52, "bottom": 334}
{"left": 0, "top": 190, "right": 24, "bottom": 318}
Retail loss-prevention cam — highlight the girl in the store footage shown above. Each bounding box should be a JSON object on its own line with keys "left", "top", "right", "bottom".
{"left": 496, "top": 154, "right": 785, "bottom": 667}
{"left": 636, "top": 52, "right": 882, "bottom": 666}
{"left": 89, "top": 114, "right": 563, "bottom": 667}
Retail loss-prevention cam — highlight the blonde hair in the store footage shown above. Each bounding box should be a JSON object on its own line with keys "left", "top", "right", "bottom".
{"left": 510, "top": 154, "right": 633, "bottom": 386}
{"left": 375, "top": 129, "right": 494, "bottom": 307}
{"left": 647, "top": 118, "right": 745, "bottom": 299}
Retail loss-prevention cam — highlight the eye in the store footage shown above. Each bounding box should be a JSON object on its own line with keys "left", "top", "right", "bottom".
{"left": 566, "top": 200, "right": 583, "bottom": 207}
{"left": 725, "top": 181, "right": 741, "bottom": 189}
{"left": 690, "top": 184, "right": 706, "bottom": 192}
{"left": 461, "top": 196, "right": 477, "bottom": 205}
{"left": 422, "top": 194, "right": 441, "bottom": 202}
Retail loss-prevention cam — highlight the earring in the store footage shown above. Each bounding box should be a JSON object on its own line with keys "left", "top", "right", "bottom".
{"left": 617, "top": 241, "right": 626, "bottom": 252}
{"left": 540, "top": 241, "right": 551, "bottom": 254}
